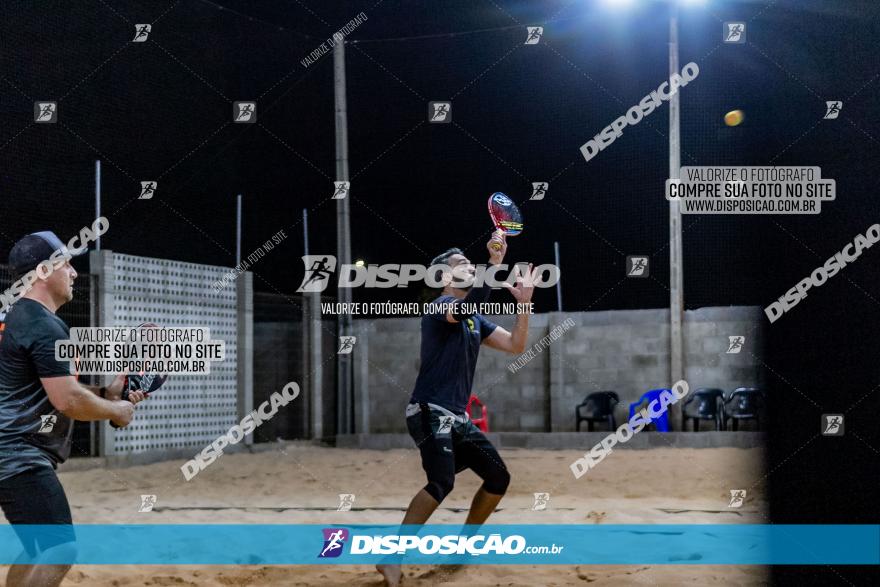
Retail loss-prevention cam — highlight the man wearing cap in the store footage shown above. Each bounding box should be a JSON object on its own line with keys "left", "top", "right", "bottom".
{"left": 0, "top": 231, "right": 145, "bottom": 587}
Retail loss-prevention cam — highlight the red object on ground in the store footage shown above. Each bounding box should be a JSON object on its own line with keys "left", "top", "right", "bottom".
{"left": 466, "top": 394, "right": 489, "bottom": 433}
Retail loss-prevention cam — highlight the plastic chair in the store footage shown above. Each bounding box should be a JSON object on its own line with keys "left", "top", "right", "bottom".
{"left": 466, "top": 394, "right": 489, "bottom": 433}
{"left": 575, "top": 391, "right": 618, "bottom": 431}
{"left": 628, "top": 389, "right": 671, "bottom": 432}
{"left": 722, "top": 388, "right": 764, "bottom": 431}
{"left": 682, "top": 388, "right": 725, "bottom": 431}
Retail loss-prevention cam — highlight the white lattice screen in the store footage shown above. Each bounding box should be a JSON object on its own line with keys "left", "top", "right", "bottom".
{"left": 103, "top": 253, "right": 239, "bottom": 454}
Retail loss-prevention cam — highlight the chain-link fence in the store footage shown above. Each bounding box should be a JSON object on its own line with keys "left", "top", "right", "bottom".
{"left": 0, "top": 1, "right": 820, "bottom": 314}
{"left": 254, "top": 291, "right": 337, "bottom": 440}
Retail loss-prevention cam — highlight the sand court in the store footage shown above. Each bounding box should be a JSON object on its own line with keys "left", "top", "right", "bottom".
{"left": 2, "top": 444, "right": 767, "bottom": 586}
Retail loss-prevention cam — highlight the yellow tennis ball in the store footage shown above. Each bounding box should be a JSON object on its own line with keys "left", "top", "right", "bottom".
{"left": 724, "top": 109, "right": 744, "bottom": 127}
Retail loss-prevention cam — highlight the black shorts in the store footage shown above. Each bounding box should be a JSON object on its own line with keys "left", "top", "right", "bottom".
{"left": 406, "top": 403, "right": 509, "bottom": 499}
{"left": 0, "top": 465, "right": 75, "bottom": 557}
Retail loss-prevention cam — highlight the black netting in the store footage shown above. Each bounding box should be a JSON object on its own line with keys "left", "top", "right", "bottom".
{"left": 2, "top": 1, "right": 875, "bottom": 314}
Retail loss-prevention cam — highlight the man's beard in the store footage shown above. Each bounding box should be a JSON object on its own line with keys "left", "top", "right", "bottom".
{"left": 61, "top": 282, "right": 74, "bottom": 302}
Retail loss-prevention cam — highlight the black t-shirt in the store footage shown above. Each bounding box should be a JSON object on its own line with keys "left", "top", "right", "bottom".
{"left": 409, "top": 295, "right": 498, "bottom": 414}
{"left": 0, "top": 299, "right": 74, "bottom": 481}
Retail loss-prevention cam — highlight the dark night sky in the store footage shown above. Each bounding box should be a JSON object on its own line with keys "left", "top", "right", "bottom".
{"left": 1, "top": 0, "right": 876, "bottom": 311}
{"left": 1, "top": 0, "right": 879, "bottom": 527}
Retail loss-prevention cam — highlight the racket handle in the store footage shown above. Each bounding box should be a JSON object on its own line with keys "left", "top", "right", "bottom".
{"left": 489, "top": 228, "right": 505, "bottom": 251}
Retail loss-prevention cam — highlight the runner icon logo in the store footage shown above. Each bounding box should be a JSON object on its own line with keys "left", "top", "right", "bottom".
{"left": 724, "top": 22, "right": 745, "bottom": 43}
{"left": 38, "top": 414, "right": 57, "bottom": 433}
{"left": 532, "top": 492, "right": 550, "bottom": 511}
{"left": 530, "top": 182, "right": 548, "bottom": 200}
{"left": 728, "top": 489, "right": 746, "bottom": 508}
{"left": 429, "top": 102, "right": 451, "bottom": 123}
{"left": 133, "top": 24, "right": 151, "bottom": 42}
{"left": 726, "top": 336, "right": 745, "bottom": 354}
{"left": 437, "top": 416, "right": 454, "bottom": 435}
{"left": 337, "top": 494, "right": 355, "bottom": 511}
{"left": 319, "top": 528, "right": 349, "bottom": 558}
{"left": 139, "top": 495, "right": 157, "bottom": 512}
{"left": 525, "top": 27, "right": 543, "bottom": 45}
{"left": 821, "top": 414, "right": 844, "bottom": 436}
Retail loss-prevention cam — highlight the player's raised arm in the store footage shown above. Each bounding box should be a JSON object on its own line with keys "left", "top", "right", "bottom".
{"left": 483, "top": 263, "right": 535, "bottom": 354}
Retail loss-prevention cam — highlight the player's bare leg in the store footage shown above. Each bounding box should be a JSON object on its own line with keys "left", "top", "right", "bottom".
{"left": 7, "top": 563, "right": 71, "bottom": 587}
{"left": 422, "top": 486, "right": 505, "bottom": 584}
{"left": 376, "top": 560, "right": 403, "bottom": 587}
{"left": 400, "top": 489, "right": 442, "bottom": 525}
{"left": 376, "top": 489, "right": 440, "bottom": 586}
{"left": 6, "top": 544, "right": 75, "bottom": 587}
{"left": 464, "top": 486, "right": 504, "bottom": 525}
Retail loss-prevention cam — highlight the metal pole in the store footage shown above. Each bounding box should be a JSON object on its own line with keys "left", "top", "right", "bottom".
{"left": 236, "top": 194, "right": 242, "bottom": 267}
{"left": 669, "top": 11, "right": 685, "bottom": 426}
{"left": 95, "top": 161, "right": 101, "bottom": 250}
{"left": 553, "top": 241, "right": 562, "bottom": 312}
{"left": 334, "top": 39, "right": 353, "bottom": 435}
{"left": 303, "top": 209, "right": 323, "bottom": 439}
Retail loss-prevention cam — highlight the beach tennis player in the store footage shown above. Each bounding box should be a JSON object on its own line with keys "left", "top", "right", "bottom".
{"left": 378, "top": 231, "right": 535, "bottom": 586}
{"left": 0, "top": 231, "right": 145, "bottom": 587}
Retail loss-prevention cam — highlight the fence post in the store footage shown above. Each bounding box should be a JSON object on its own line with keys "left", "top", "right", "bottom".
{"left": 89, "top": 249, "right": 116, "bottom": 456}
{"left": 548, "top": 312, "right": 566, "bottom": 432}
{"left": 353, "top": 320, "right": 369, "bottom": 434}
{"left": 236, "top": 272, "right": 254, "bottom": 445}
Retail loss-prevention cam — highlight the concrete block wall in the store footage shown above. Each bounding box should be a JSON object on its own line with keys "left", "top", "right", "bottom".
{"left": 473, "top": 313, "right": 554, "bottom": 432}
{"left": 353, "top": 306, "right": 764, "bottom": 434}
{"left": 551, "top": 307, "right": 764, "bottom": 432}
{"left": 683, "top": 306, "right": 765, "bottom": 393}
{"left": 355, "top": 318, "right": 419, "bottom": 433}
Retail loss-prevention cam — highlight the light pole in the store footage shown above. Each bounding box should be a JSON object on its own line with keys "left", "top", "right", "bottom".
{"left": 668, "top": 7, "right": 685, "bottom": 407}
{"left": 334, "top": 40, "right": 354, "bottom": 435}
{"left": 602, "top": 0, "right": 705, "bottom": 425}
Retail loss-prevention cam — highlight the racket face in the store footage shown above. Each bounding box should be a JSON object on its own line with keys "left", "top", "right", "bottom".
{"left": 127, "top": 371, "right": 169, "bottom": 394}
{"left": 487, "top": 192, "right": 523, "bottom": 237}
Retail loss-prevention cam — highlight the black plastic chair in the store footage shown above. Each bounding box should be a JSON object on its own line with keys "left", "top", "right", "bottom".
{"left": 722, "top": 388, "right": 764, "bottom": 431}
{"left": 682, "top": 388, "right": 724, "bottom": 431}
{"left": 576, "top": 391, "right": 619, "bottom": 431}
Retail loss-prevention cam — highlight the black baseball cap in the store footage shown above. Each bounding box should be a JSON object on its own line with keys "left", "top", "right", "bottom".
{"left": 8, "top": 231, "right": 85, "bottom": 279}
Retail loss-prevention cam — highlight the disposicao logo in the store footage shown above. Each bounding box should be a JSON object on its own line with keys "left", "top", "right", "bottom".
{"left": 319, "top": 528, "right": 349, "bottom": 558}
{"left": 296, "top": 255, "right": 560, "bottom": 292}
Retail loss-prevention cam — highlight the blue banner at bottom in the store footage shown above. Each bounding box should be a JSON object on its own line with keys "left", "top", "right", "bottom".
{"left": 0, "top": 524, "right": 876, "bottom": 565}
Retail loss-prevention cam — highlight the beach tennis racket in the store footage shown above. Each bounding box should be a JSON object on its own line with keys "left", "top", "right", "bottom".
{"left": 110, "top": 323, "right": 170, "bottom": 429}
{"left": 120, "top": 368, "right": 169, "bottom": 401}
{"left": 487, "top": 192, "right": 523, "bottom": 250}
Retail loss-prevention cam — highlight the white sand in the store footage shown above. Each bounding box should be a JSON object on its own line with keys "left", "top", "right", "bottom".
{"left": 3, "top": 444, "right": 767, "bottom": 586}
